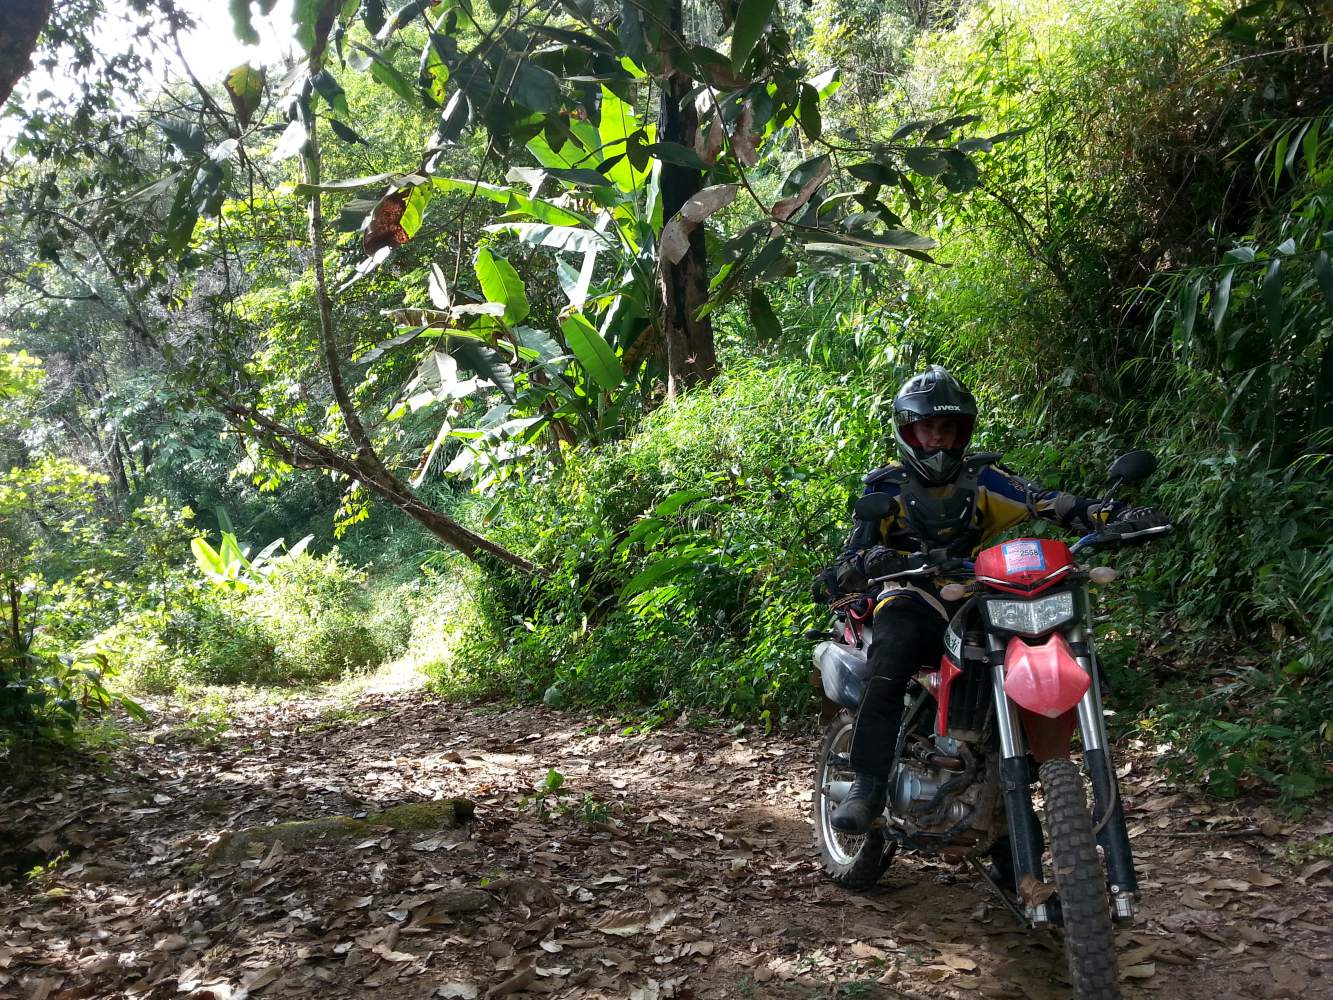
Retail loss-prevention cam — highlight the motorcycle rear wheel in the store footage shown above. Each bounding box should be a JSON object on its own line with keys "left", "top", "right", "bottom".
{"left": 1040, "top": 758, "right": 1120, "bottom": 1000}
{"left": 813, "top": 710, "right": 894, "bottom": 890}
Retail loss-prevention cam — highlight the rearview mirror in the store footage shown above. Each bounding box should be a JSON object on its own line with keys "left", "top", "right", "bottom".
{"left": 853, "top": 493, "right": 898, "bottom": 521}
{"left": 1107, "top": 450, "right": 1157, "bottom": 485}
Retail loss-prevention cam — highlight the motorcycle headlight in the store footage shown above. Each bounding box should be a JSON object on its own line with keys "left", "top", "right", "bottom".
{"left": 983, "top": 591, "right": 1076, "bottom": 636}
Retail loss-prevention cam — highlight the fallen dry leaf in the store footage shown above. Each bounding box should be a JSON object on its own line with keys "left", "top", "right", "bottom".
{"left": 1243, "top": 868, "right": 1282, "bottom": 888}
{"left": 941, "top": 953, "right": 978, "bottom": 972}
{"left": 1018, "top": 875, "right": 1057, "bottom": 907}
{"left": 593, "top": 909, "right": 648, "bottom": 937}
{"left": 485, "top": 966, "right": 536, "bottom": 997}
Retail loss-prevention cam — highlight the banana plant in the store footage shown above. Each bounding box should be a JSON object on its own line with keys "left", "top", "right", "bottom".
{"left": 190, "top": 525, "right": 313, "bottom": 592}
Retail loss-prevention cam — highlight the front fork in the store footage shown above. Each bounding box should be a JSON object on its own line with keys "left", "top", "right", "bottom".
{"left": 987, "top": 622, "right": 1139, "bottom": 925}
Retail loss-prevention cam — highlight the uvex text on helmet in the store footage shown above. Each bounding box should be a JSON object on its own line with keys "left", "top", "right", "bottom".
{"left": 891, "top": 365, "right": 977, "bottom": 484}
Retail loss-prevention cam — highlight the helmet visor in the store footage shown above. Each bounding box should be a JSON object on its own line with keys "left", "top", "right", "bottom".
{"left": 898, "top": 414, "right": 974, "bottom": 452}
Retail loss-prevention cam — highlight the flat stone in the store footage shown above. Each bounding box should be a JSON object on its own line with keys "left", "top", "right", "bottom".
{"left": 208, "top": 797, "right": 475, "bottom": 863}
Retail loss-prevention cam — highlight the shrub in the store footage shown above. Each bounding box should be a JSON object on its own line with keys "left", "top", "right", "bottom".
{"left": 245, "top": 552, "right": 382, "bottom": 681}
{"left": 433, "top": 362, "right": 886, "bottom": 718}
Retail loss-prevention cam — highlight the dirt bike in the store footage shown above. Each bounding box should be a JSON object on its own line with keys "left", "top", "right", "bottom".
{"left": 810, "top": 451, "right": 1171, "bottom": 1000}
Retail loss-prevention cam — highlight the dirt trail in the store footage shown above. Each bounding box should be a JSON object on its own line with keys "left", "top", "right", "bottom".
{"left": 2, "top": 693, "right": 1330, "bottom": 1000}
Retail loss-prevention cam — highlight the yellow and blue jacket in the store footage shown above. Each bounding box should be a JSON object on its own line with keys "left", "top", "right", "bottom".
{"left": 838, "top": 453, "right": 1122, "bottom": 617}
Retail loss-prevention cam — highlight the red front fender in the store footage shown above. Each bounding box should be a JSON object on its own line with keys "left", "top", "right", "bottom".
{"left": 1003, "top": 633, "right": 1089, "bottom": 718}
{"left": 1003, "top": 632, "right": 1090, "bottom": 762}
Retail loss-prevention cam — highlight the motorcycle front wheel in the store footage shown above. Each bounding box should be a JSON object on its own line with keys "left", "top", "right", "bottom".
{"left": 813, "top": 709, "right": 894, "bottom": 890}
{"left": 1040, "top": 757, "right": 1121, "bottom": 1000}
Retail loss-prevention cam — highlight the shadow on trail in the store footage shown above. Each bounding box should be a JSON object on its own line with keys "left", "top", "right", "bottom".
{"left": 0, "top": 695, "right": 1327, "bottom": 999}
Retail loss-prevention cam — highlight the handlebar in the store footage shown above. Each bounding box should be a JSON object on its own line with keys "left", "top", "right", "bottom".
{"left": 869, "top": 557, "right": 975, "bottom": 586}
{"left": 1070, "top": 522, "right": 1173, "bottom": 554}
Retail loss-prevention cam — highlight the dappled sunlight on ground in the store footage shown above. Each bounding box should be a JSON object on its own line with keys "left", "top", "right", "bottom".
{"left": 1, "top": 695, "right": 1329, "bottom": 999}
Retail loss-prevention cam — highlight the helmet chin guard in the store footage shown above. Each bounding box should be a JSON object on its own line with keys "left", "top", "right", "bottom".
{"left": 891, "top": 365, "right": 978, "bottom": 484}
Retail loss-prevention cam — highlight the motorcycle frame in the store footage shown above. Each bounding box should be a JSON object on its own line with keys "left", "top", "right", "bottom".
{"left": 978, "top": 576, "right": 1139, "bottom": 924}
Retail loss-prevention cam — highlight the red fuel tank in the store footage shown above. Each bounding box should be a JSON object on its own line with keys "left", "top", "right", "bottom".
{"left": 975, "top": 538, "right": 1076, "bottom": 595}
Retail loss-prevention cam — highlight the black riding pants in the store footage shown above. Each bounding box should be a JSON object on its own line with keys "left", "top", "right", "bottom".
{"left": 847, "top": 596, "right": 946, "bottom": 777}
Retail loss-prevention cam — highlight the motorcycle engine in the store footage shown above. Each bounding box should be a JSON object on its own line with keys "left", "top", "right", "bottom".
{"left": 887, "top": 736, "right": 999, "bottom": 855}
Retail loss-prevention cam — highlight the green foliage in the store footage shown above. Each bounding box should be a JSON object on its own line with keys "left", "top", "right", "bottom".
{"left": 247, "top": 552, "right": 383, "bottom": 680}
{"left": 434, "top": 362, "right": 884, "bottom": 717}
{"left": 106, "top": 548, "right": 389, "bottom": 693}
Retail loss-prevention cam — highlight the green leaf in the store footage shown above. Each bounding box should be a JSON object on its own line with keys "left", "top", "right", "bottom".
{"left": 223, "top": 64, "right": 265, "bottom": 127}
{"left": 902, "top": 147, "right": 948, "bottom": 177}
{"left": 484, "top": 222, "right": 603, "bottom": 252}
{"left": 644, "top": 141, "right": 709, "bottom": 170}
{"left": 329, "top": 119, "right": 370, "bottom": 145}
{"left": 430, "top": 175, "right": 513, "bottom": 203}
{"left": 358, "top": 327, "right": 430, "bottom": 364}
{"left": 361, "top": 0, "right": 387, "bottom": 32}
{"left": 1212, "top": 266, "right": 1234, "bottom": 333}
{"left": 890, "top": 119, "right": 932, "bottom": 141}
{"left": 798, "top": 83, "right": 821, "bottom": 143}
{"left": 474, "top": 247, "right": 530, "bottom": 325}
{"left": 597, "top": 87, "right": 653, "bottom": 193}
{"left": 748, "top": 287, "right": 782, "bottom": 341}
{"left": 164, "top": 173, "right": 199, "bottom": 254}
{"left": 730, "top": 0, "right": 778, "bottom": 69}
{"left": 1179, "top": 276, "right": 1201, "bottom": 346}
{"left": 155, "top": 118, "right": 207, "bottom": 155}
{"left": 379, "top": 0, "right": 433, "bottom": 37}
{"left": 560, "top": 312, "right": 625, "bottom": 391}
{"left": 847, "top": 161, "right": 898, "bottom": 185}
{"left": 311, "top": 69, "right": 349, "bottom": 115}
{"left": 448, "top": 339, "right": 516, "bottom": 402}
{"left": 924, "top": 114, "right": 980, "bottom": 140}
{"left": 622, "top": 552, "right": 699, "bottom": 597}
{"left": 230, "top": 0, "right": 260, "bottom": 45}
{"left": 1261, "top": 259, "right": 1282, "bottom": 334}
{"left": 503, "top": 56, "right": 562, "bottom": 113}
{"left": 191, "top": 536, "right": 225, "bottom": 578}
{"left": 1312, "top": 252, "right": 1333, "bottom": 308}
{"left": 371, "top": 53, "right": 419, "bottom": 104}
{"left": 515, "top": 326, "right": 567, "bottom": 365}
{"left": 294, "top": 0, "right": 339, "bottom": 62}
{"left": 810, "top": 66, "right": 840, "bottom": 99}
{"left": 654, "top": 489, "right": 710, "bottom": 516}
{"left": 272, "top": 119, "right": 309, "bottom": 160}
{"left": 1272, "top": 131, "right": 1290, "bottom": 190}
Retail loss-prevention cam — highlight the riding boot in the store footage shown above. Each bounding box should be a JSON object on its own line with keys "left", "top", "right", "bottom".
{"left": 831, "top": 772, "right": 888, "bottom": 834}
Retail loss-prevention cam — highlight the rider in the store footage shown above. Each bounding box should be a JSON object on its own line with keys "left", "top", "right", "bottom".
{"left": 818, "top": 365, "right": 1170, "bottom": 834}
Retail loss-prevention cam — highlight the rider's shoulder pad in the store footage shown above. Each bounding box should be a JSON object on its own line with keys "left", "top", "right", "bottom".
{"left": 963, "top": 452, "right": 1004, "bottom": 475}
{"left": 864, "top": 465, "right": 908, "bottom": 487}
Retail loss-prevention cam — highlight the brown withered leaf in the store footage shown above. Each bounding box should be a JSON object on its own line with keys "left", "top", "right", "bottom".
{"left": 593, "top": 909, "right": 648, "bottom": 937}
{"left": 1242, "top": 868, "right": 1282, "bottom": 888}
{"left": 362, "top": 191, "right": 410, "bottom": 254}
{"left": 485, "top": 966, "right": 536, "bottom": 997}
{"left": 1018, "top": 875, "right": 1057, "bottom": 907}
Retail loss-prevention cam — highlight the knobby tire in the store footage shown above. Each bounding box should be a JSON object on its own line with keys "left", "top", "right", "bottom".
{"left": 813, "top": 710, "right": 892, "bottom": 891}
{"left": 1040, "top": 757, "right": 1121, "bottom": 1000}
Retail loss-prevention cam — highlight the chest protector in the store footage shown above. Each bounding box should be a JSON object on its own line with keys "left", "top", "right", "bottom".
{"left": 877, "top": 453, "right": 1001, "bottom": 557}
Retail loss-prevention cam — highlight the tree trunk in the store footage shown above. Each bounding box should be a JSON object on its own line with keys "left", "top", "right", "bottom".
{"left": 0, "top": 0, "right": 54, "bottom": 109}
{"left": 299, "top": 121, "right": 539, "bottom": 576}
{"left": 656, "top": 0, "right": 717, "bottom": 399}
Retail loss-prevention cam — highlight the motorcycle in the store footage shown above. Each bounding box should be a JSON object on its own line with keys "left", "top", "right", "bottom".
{"left": 810, "top": 451, "right": 1171, "bottom": 1000}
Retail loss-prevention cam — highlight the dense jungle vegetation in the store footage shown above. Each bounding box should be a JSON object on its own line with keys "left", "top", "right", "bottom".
{"left": 0, "top": 0, "right": 1329, "bottom": 808}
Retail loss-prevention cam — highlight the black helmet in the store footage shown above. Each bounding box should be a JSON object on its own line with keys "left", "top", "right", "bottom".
{"left": 891, "top": 365, "right": 977, "bottom": 484}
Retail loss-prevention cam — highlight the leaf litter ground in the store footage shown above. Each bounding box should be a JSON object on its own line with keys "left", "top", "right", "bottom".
{"left": 2, "top": 695, "right": 1330, "bottom": 1000}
